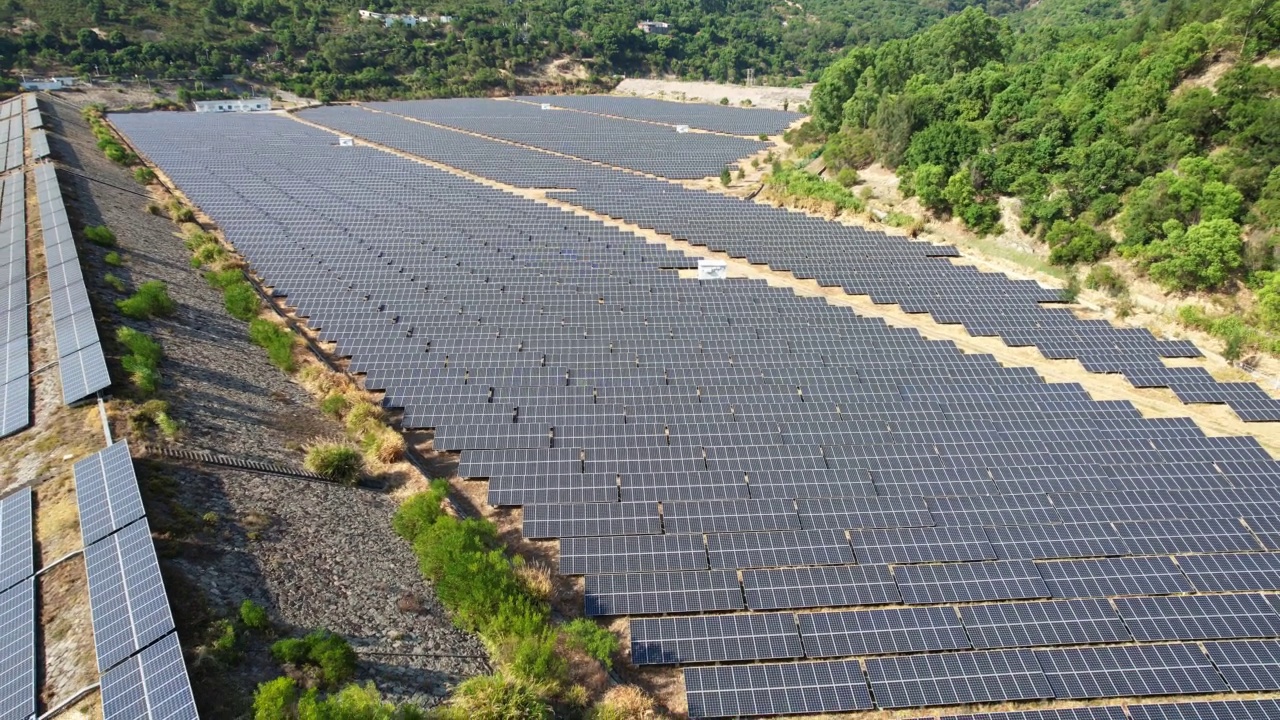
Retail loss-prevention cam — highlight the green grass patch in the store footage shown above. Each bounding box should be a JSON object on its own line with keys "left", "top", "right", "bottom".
{"left": 116, "top": 280, "right": 176, "bottom": 319}
{"left": 104, "top": 273, "right": 126, "bottom": 293}
{"left": 133, "top": 167, "right": 156, "bottom": 184}
{"left": 765, "top": 166, "right": 864, "bottom": 214}
{"left": 248, "top": 318, "right": 297, "bottom": 372}
{"left": 1177, "top": 305, "right": 1280, "bottom": 359}
{"left": 83, "top": 225, "right": 116, "bottom": 248}
{"left": 104, "top": 251, "right": 123, "bottom": 267}
{"left": 222, "top": 281, "right": 260, "bottom": 321}
{"left": 117, "top": 326, "right": 163, "bottom": 395}
{"left": 270, "top": 630, "right": 356, "bottom": 687}
{"left": 304, "top": 443, "right": 363, "bottom": 484}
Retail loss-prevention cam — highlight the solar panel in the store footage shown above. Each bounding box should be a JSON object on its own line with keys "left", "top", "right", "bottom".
{"left": 865, "top": 649, "right": 1053, "bottom": 709}
{"left": 741, "top": 564, "right": 900, "bottom": 609}
{"left": 931, "top": 708, "right": 1126, "bottom": 720}
{"left": 662, "top": 498, "right": 800, "bottom": 533}
{"left": 84, "top": 518, "right": 177, "bottom": 672}
{"left": 75, "top": 441, "right": 145, "bottom": 546}
{"left": 0, "top": 578, "right": 34, "bottom": 720}
{"left": 798, "top": 606, "right": 970, "bottom": 657}
{"left": 684, "top": 660, "right": 872, "bottom": 719}
{"left": 630, "top": 613, "right": 802, "bottom": 664}
{"left": 1113, "top": 593, "right": 1280, "bottom": 641}
{"left": 1034, "top": 643, "right": 1229, "bottom": 699}
{"left": 0, "top": 489, "right": 32, "bottom": 592}
{"left": 706, "top": 528, "right": 854, "bottom": 569}
{"left": 893, "top": 560, "right": 1049, "bottom": 604}
{"left": 522, "top": 502, "right": 659, "bottom": 538}
{"left": 958, "top": 598, "right": 1130, "bottom": 648}
{"left": 1203, "top": 640, "right": 1280, "bottom": 691}
{"left": 583, "top": 570, "right": 742, "bottom": 615}
{"left": 100, "top": 631, "right": 199, "bottom": 720}
{"left": 850, "top": 525, "right": 994, "bottom": 564}
{"left": 1128, "top": 700, "right": 1280, "bottom": 720}
{"left": 558, "top": 534, "right": 707, "bottom": 575}
{"left": 1036, "top": 556, "right": 1193, "bottom": 598}
{"left": 1175, "top": 552, "right": 1280, "bottom": 591}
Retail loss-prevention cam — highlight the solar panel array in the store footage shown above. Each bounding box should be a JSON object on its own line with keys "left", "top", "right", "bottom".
{"left": 341, "top": 99, "right": 768, "bottom": 179}
{"left": 110, "top": 107, "right": 1280, "bottom": 718}
{"left": 513, "top": 95, "right": 803, "bottom": 135}
{"left": 74, "top": 440, "right": 198, "bottom": 718}
{"left": 0, "top": 97, "right": 24, "bottom": 173}
{"left": 34, "top": 162, "right": 111, "bottom": 404}
{"left": 0, "top": 170, "right": 28, "bottom": 436}
{"left": 0, "top": 489, "right": 35, "bottom": 720}
{"left": 297, "top": 102, "right": 1280, "bottom": 422}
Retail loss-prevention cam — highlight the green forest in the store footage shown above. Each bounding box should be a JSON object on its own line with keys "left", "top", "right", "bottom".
{"left": 806, "top": 0, "right": 1279, "bottom": 328}
{"left": 0, "top": 0, "right": 1025, "bottom": 99}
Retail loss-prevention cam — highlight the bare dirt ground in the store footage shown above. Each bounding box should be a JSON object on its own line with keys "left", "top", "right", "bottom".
{"left": 612, "top": 78, "right": 811, "bottom": 110}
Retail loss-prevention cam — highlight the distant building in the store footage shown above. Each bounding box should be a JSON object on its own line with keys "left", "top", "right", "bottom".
{"left": 357, "top": 9, "right": 438, "bottom": 26}
{"left": 193, "top": 98, "right": 271, "bottom": 113}
{"left": 637, "top": 20, "right": 670, "bottom": 34}
{"left": 20, "top": 77, "right": 73, "bottom": 91}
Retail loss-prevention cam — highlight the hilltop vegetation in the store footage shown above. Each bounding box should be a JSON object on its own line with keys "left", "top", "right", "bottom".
{"left": 806, "top": 0, "right": 1278, "bottom": 318}
{"left": 0, "top": 0, "right": 1035, "bottom": 98}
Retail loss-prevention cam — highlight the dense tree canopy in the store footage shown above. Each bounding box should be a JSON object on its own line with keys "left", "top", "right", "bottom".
{"left": 811, "top": 0, "right": 1280, "bottom": 291}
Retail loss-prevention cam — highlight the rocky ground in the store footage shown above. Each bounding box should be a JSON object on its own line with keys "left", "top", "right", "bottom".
{"left": 40, "top": 94, "right": 487, "bottom": 715}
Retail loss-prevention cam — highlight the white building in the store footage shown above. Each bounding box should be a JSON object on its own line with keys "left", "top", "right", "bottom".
{"left": 637, "top": 21, "right": 671, "bottom": 34}
{"left": 193, "top": 98, "right": 271, "bottom": 113}
{"left": 20, "top": 78, "right": 70, "bottom": 91}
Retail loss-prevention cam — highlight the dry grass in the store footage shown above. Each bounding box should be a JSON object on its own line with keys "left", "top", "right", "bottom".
{"left": 593, "top": 685, "right": 663, "bottom": 720}
{"left": 515, "top": 559, "right": 554, "bottom": 601}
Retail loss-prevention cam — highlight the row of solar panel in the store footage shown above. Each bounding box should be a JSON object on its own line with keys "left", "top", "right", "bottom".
{"left": 0, "top": 170, "right": 29, "bottom": 437}
{"left": 513, "top": 95, "right": 803, "bottom": 136}
{"left": 33, "top": 162, "right": 111, "bottom": 404}
{"left": 0, "top": 489, "right": 35, "bottom": 720}
{"left": 73, "top": 440, "right": 199, "bottom": 719}
{"left": 288, "top": 103, "right": 1280, "bottom": 421}
{"left": 678, "top": 641, "right": 1274, "bottom": 713}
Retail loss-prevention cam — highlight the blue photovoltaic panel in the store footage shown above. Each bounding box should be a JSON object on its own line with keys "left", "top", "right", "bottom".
{"left": 958, "top": 598, "right": 1131, "bottom": 649}
{"left": 1176, "top": 552, "right": 1280, "bottom": 592}
{"left": 85, "top": 518, "right": 177, "bottom": 673}
{"left": 1036, "top": 556, "right": 1193, "bottom": 598}
{"left": 684, "top": 660, "right": 872, "bottom": 719}
{"left": 0, "top": 489, "right": 32, "bottom": 593}
{"left": 865, "top": 649, "right": 1053, "bottom": 709}
{"left": 75, "top": 440, "right": 144, "bottom": 546}
{"left": 1128, "top": 700, "right": 1280, "bottom": 720}
{"left": 798, "top": 606, "right": 970, "bottom": 657}
{"left": 706, "top": 529, "right": 854, "bottom": 569}
{"left": 1203, "top": 639, "right": 1280, "bottom": 691}
{"left": 1034, "top": 643, "right": 1229, "bottom": 699}
{"left": 101, "top": 631, "right": 199, "bottom": 720}
{"left": 1113, "top": 593, "right": 1280, "bottom": 641}
{"left": 0, "top": 578, "right": 34, "bottom": 720}
{"left": 934, "top": 709, "right": 1126, "bottom": 720}
{"left": 584, "top": 570, "right": 743, "bottom": 616}
{"left": 742, "top": 564, "right": 900, "bottom": 610}
{"left": 893, "top": 560, "right": 1049, "bottom": 604}
{"left": 630, "top": 613, "right": 803, "bottom": 665}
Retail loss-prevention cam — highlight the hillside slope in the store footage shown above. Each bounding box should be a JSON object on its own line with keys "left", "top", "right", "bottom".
{"left": 1, "top": 0, "right": 1037, "bottom": 98}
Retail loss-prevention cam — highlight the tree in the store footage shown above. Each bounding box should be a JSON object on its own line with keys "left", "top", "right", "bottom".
{"left": 910, "top": 163, "right": 949, "bottom": 213}
{"left": 1144, "top": 219, "right": 1244, "bottom": 291}
{"left": 1046, "top": 219, "right": 1113, "bottom": 265}
{"left": 902, "top": 121, "right": 985, "bottom": 175}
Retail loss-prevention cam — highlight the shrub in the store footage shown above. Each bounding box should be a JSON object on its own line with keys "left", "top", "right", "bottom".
{"left": 131, "top": 398, "right": 180, "bottom": 439}
{"left": 205, "top": 268, "right": 242, "bottom": 289}
{"left": 757, "top": 132, "right": 768, "bottom": 140}
{"left": 1062, "top": 274, "right": 1081, "bottom": 303}
{"left": 83, "top": 225, "right": 116, "bottom": 248}
{"left": 104, "top": 273, "right": 126, "bottom": 293}
{"left": 223, "top": 281, "right": 260, "bottom": 321}
{"left": 1046, "top": 220, "right": 1113, "bottom": 266}
{"left": 253, "top": 677, "right": 297, "bottom": 720}
{"left": 240, "top": 599, "right": 270, "bottom": 631}
{"left": 443, "top": 675, "right": 553, "bottom": 720}
{"left": 133, "top": 167, "right": 156, "bottom": 184}
{"left": 117, "top": 326, "right": 163, "bottom": 395}
{"left": 320, "top": 392, "right": 349, "bottom": 418}
{"left": 248, "top": 318, "right": 297, "bottom": 372}
{"left": 589, "top": 686, "right": 655, "bottom": 720}
{"left": 305, "top": 443, "right": 363, "bottom": 484}
{"left": 1084, "top": 264, "right": 1127, "bottom": 296}
{"left": 765, "top": 167, "right": 863, "bottom": 214}
{"left": 170, "top": 202, "right": 195, "bottom": 223}
{"left": 502, "top": 630, "right": 566, "bottom": 685}
{"left": 345, "top": 400, "right": 384, "bottom": 434}
{"left": 270, "top": 630, "right": 357, "bottom": 687}
{"left": 560, "top": 619, "right": 618, "bottom": 669}
{"left": 211, "top": 619, "right": 238, "bottom": 663}
{"left": 104, "top": 251, "right": 123, "bottom": 266}
{"left": 363, "top": 427, "right": 406, "bottom": 464}
{"left": 719, "top": 167, "right": 731, "bottom": 186}
{"left": 835, "top": 167, "right": 859, "bottom": 188}
{"left": 719, "top": 97, "right": 729, "bottom": 105}
{"left": 190, "top": 241, "right": 227, "bottom": 268}
{"left": 116, "top": 280, "right": 176, "bottom": 319}
{"left": 392, "top": 480, "right": 449, "bottom": 541}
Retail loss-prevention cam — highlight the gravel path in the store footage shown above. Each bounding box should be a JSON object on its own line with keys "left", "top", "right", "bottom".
{"left": 41, "top": 96, "right": 488, "bottom": 712}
